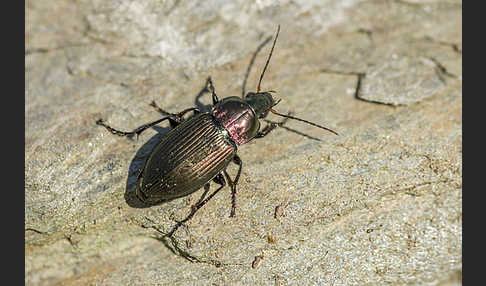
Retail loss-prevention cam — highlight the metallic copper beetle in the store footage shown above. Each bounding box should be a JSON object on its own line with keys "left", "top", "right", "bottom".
{"left": 96, "top": 26, "right": 338, "bottom": 236}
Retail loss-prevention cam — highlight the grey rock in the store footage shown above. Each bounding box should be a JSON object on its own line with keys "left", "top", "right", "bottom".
{"left": 26, "top": 0, "right": 462, "bottom": 285}
{"left": 359, "top": 56, "right": 446, "bottom": 105}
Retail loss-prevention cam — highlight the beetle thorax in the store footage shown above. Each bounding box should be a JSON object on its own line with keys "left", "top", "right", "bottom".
{"left": 211, "top": 97, "right": 260, "bottom": 145}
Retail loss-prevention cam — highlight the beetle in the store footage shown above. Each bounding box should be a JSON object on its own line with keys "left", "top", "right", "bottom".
{"left": 96, "top": 25, "right": 338, "bottom": 236}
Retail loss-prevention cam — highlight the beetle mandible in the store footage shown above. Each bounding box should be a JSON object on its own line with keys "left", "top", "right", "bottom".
{"left": 96, "top": 25, "right": 338, "bottom": 236}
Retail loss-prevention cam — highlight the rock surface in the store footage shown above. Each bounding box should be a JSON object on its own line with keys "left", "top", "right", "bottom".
{"left": 26, "top": 0, "right": 462, "bottom": 285}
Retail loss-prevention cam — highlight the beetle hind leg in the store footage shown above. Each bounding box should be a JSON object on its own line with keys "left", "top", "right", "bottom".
{"left": 149, "top": 100, "right": 200, "bottom": 128}
{"left": 96, "top": 116, "right": 178, "bottom": 139}
{"left": 191, "top": 183, "right": 211, "bottom": 212}
{"left": 149, "top": 100, "right": 172, "bottom": 117}
{"left": 167, "top": 174, "right": 226, "bottom": 237}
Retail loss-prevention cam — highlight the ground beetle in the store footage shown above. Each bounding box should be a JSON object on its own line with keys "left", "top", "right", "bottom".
{"left": 96, "top": 26, "right": 338, "bottom": 236}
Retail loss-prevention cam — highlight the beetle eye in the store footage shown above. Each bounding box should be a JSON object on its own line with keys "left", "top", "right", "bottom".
{"left": 245, "top": 92, "right": 255, "bottom": 99}
{"left": 259, "top": 110, "right": 269, "bottom": 119}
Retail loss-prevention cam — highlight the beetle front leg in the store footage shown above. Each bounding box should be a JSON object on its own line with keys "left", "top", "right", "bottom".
{"left": 254, "top": 112, "right": 291, "bottom": 139}
{"left": 224, "top": 155, "right": 243, "bottom": 218}
{"left": 167, "top": 174, "right": 226, "bottom": 237}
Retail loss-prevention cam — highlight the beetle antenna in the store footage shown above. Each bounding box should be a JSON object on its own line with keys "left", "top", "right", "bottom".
{"left": 269, "top": 108, "right": 339, "bottom": 135}
{"left": 257, "top": 25, "right": 280, "bottom": 93}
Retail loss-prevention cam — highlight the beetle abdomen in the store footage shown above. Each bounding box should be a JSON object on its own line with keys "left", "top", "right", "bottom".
{"left": 136, "top": 113, "right": 237, "bottom": 203}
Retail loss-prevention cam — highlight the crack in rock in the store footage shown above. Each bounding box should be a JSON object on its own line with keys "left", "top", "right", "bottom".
{"left": 358, "top": 56, "right": 448, "bottom": 106}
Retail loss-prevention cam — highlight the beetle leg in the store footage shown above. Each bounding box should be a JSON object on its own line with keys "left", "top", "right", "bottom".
{"left": 150, "top": 100, "right": 200, "bottom": 128}
{"left": 97, "top": 105, "right": 202, "bottom": 138}
{"left": 224, "top": 155, "right": 243, "bottom": 217}
{"left": 192, "top": 183, "right": 211, "bottom": 212}
{"left": 167, "top": 174, "right": 226, "bottom": 237}
{"left": 149, "top": 101, "right": 179, "bottom": 128}
{"left": 149, "top": 100, "right": 172, "bottom": 116}
{"left": 254, "top": 112, "right": 291, "bottom": 138}
{"left": 207, "top": 76, "right": 219, "bottom": 105}
{"left": 96, "top": 116, "right": 179, "bottom": 138}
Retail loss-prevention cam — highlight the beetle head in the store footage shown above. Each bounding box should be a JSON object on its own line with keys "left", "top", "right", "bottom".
{"left": 244, "top": 91, "right": 276, "bottom": 119}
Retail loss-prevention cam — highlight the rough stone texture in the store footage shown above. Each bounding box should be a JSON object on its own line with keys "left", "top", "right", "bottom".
{"left": 26, "top": 0, "right": 462, "bottom": 285}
